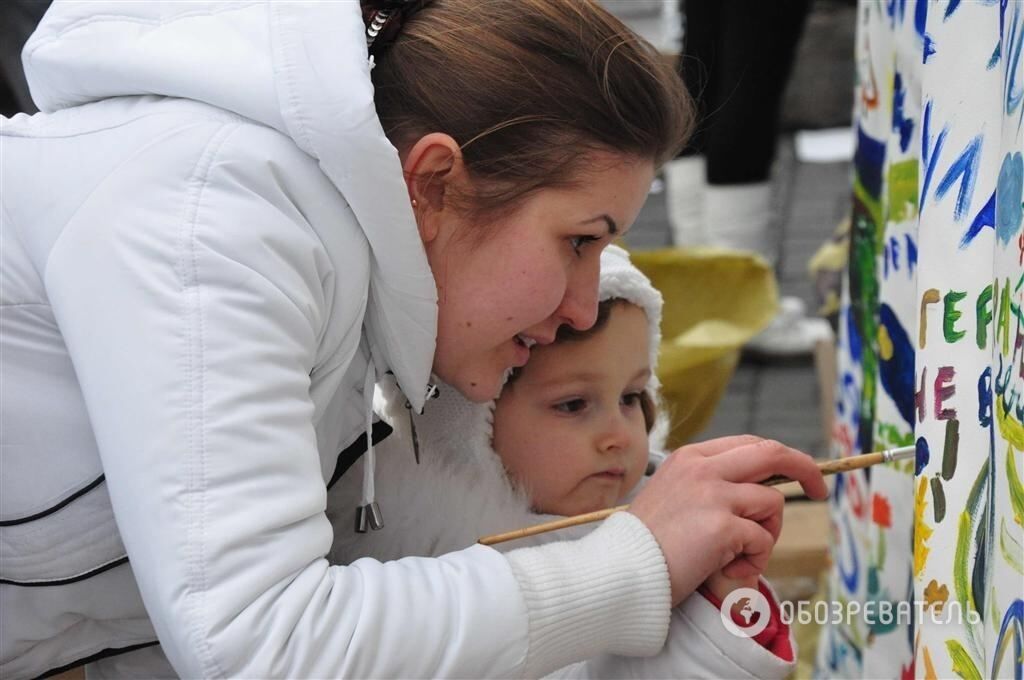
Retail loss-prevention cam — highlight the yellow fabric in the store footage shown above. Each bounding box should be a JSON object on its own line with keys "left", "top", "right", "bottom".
{"left": 629, "top": 247, "right": 778, "bottom": 448}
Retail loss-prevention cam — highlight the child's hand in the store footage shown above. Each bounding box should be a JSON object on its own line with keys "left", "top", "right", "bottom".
{"left": 628, "top": 435, "right": 826, "bottom": 607}
{"left": 703, "top": 571, "right": 759, "bottom": 602}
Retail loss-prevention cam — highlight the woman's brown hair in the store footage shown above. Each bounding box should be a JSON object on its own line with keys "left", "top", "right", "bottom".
{"left": 367, "top": 0, "right": 694, "bottom": 220}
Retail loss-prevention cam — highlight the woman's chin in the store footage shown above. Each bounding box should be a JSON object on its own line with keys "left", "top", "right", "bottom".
{"left": 436, "top": 366, "right": 504, "bottom": 403}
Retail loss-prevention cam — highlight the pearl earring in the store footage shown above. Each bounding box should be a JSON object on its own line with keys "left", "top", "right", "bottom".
{"left": 411, "top": 199, "right": 418, "bottom": 208}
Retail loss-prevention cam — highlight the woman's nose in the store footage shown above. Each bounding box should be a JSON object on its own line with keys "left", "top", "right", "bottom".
{"left": 557, "top": 260, "right": 600, "bottom": 330}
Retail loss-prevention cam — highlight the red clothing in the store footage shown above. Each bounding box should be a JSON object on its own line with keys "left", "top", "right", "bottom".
{"left": 699, "top": 580, "right": 794, "bottom": 662}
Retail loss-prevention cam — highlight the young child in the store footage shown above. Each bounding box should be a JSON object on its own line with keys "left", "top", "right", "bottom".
{"left": 328, "top": 246, "right": 795, "bottom": 677}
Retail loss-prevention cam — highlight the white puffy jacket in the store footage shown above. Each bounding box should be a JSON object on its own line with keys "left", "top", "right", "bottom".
{"left": 0, "top": 2, "right": 674, "bottom": 678}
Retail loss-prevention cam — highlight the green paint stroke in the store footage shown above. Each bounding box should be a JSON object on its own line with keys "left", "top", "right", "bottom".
{"left": 944, "top": 291, "right": 967, "bottom": 343}
{"left": 999, "top": 517, "right": 1023, "bottom": 575}
{"left": 954, "top": 512, "right": 976, "bottom": 613}
{"left": 976, "top": 284, "right": 994, "bottom": 350}
{"left": 877, "top": 522, "right": 888, "bottom": 566}
{"left": 877, "top": 422, "right": 915, "bottom": 447}
{"left": 997, "top": 277, "right": 1011, "bottom": 355}
{"left": 887, "top": 159, "right": 918, "bottom": 222}
{"left": 942, "top": 418, "right": 960, "bottom": 481}
{"left": 930, "top": 476, "right": 947, "bottom": 523}
{"left": 945, "top": 639, "right": 982, "bottom": 680}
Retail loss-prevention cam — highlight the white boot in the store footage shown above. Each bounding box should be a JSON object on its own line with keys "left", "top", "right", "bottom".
{"left": 663, "top": 155, "right": 707, "bottom": 247}
{"left": 703, "top": 181, "right": 776, "bottom": 265}
{"left": 746, "top": 296, "right": 834, "bottom": 357}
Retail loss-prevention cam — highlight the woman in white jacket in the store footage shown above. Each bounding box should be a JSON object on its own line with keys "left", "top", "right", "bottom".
{"left": 0, "top": 1, "right": 826, "bottom": 677}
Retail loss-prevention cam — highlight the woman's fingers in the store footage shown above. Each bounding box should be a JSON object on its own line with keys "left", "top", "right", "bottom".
{"left": 673, "top": 434, "right": 764, "bottom": 458}
{"left": 725, "top": 484, "right": 786, "bottom": 541}
{"left": 712, "top": 438, "right": 829, "bottom": 499}
{"left": 718, "top": 517, "right": 775, "bottom": 579}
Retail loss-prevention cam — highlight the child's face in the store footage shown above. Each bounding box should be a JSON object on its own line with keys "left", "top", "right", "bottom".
{"left": 492, "top": 302, "right": 651, "bottom": 516}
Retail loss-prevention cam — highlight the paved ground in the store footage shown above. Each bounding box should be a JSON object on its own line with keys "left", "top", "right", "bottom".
{"left": 623, "top": 140, "right": 852, "bottom": 459}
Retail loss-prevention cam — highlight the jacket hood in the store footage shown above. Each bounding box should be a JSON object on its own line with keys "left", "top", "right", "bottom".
{"left": 23, "top": 1, "right": 437, "bottom": 409}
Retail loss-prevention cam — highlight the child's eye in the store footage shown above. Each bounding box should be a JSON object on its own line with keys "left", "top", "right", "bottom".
{"left": 569, "top": 235, "right": 600, "bottom": 257}
{"left": 554, "top": 398, "right": 587, "bottom": 413}
{"left": 621, "top": 392, "right": 642, "bottom": 407}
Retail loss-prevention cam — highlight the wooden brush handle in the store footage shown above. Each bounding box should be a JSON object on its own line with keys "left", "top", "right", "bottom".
{"left": 478, "top": 445, "right": 915, "bottom": 546}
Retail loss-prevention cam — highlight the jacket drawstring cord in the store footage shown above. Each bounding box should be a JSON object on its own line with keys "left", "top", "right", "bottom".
{"left": 355, "top": 362, "right": 383, "bottom": 533}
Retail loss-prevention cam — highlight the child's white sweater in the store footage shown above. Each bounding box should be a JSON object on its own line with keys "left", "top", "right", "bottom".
{"left": 327, "top": 381, "right": 797, "bottom": 679}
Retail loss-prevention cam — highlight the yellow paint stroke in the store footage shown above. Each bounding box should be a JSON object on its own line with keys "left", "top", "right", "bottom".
{"left": 878, "top": 324, "right": 894, "bottom": 360}
{"left": 1005, "top": 443, "right": 1024, "bottom": 527}
{"left": 997, "top": 396, "right": 1024, "bottom": 451}
{"left": 1000, "top": 517, "right": 1024, "bottom": 574}
{"left": 945, "top": 639, "right": 982, "bottom": 680}
{"left": 915, "top": 476, "right": 934, "bottom": 576}
{"left": 923, "top": 644, "right": 938, "bottom": 680}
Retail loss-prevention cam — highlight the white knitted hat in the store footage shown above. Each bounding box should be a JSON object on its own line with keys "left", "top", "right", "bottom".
{"left": 597, "top": 245, "right": 663, "bottom": 378}
{"left": 596, "top": 245, "right": 666, "bottom": 451}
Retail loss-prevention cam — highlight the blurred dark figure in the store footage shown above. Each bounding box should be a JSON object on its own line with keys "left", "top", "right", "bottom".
{"left": 1, "top": 1, "right": 51, "bottom": 116}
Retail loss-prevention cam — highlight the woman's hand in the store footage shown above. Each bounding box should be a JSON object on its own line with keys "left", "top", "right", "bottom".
{"left": 628, "top": 435, "right": 827, "bottom": 606}
{"left": 703, "top": 571, "right": 759, "bottom": 602}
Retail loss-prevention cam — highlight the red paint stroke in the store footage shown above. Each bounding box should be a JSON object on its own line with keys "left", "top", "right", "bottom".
{"left": 935, "top": 366, "right": 958, "bottom": 420}
{"left": 872, "top": 493, "right": 893, "bottom": 528}
{"left": 848, "top": 472, "right": 867, "bottom": 519}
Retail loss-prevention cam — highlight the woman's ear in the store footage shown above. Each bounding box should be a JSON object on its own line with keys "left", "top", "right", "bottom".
{"left": 402, "top": 132, "right": 464, "bottom": 244}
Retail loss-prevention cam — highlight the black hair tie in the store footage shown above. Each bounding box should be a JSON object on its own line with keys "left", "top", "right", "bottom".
{"left": 362, "top": 0, "right": 434, "bottom": 56}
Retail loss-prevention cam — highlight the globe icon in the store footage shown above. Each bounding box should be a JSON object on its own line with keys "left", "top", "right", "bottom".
{"left": 720, "top": 587, "right": 771, "bottom": 638}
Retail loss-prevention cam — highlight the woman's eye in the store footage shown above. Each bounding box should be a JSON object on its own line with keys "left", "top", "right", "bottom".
{"left": 621, "top": 392, "right": 642, "bottom": 407}
{"left": 569, "top": 235, "right": 600, "bottom": 256}
{"left": 554, "top": 398, "right": 587, "bottom": 413}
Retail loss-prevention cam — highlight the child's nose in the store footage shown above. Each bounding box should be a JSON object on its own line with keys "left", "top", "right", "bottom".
{"left": 597, "top": 411, "right": 632, "bottom": 453}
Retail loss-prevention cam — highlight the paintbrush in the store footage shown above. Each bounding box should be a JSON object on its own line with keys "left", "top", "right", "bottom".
{"left": 478, "top": 444, "right": 916, "bottom": 546}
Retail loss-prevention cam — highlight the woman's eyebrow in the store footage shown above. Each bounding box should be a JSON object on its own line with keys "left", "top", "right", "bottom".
{"left": 579, "top": 214, "right": 618, "bottom": 235}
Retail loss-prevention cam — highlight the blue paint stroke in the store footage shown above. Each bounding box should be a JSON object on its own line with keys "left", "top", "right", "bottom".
{"left": 838, "top": 512, "right": 860, "bottom": 593}
{"left": 878, "top": 303, "right": 916, "bottom": 427}
{"left": 979, "top": 367, "right": 992, "bottom": 428}
{"left": 935, "top": 135, "right": 982, "bottom": 222}
{"left": 915, "top": 436, "right": 929, "bottom": 476}
{"left": 915, "top": 0, "right": 927, "bottom": 38}
{"left": 997, "top": 151, "right": 1024, "bottom": 244}
{"left": 886, "top": 0, "right": 908, "bottom": 27}
{"left": 960, "top": 190, "right": 996, "bottom": 248}
{"left": 944, "top": 0, "right": 961, "bottom": 20}
{"left": 846, "top": 306, "right": 862, "bottom": 362}
{"left": 989, "top": 42, "right": 1001, "bottom": 70}
{"left": 855, "top": 125, "right": 887, "bottom": 199}
{"left": 920, "top": 100, "right": 947, "bottom": 212}
{"left": 1004, "top": 1, "right": 1023, "bottom": 119}
{"left": 892, "top": 72, "right": 915, "bottom": 152}
{"left": 990, "top": 598, "right": 1023, "bottom": 680}
{"left": 923, "top": 33, "right": 937, "bottom": 63}
{"left": 906, "top": 233, "right": 918, "bottom": 271}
